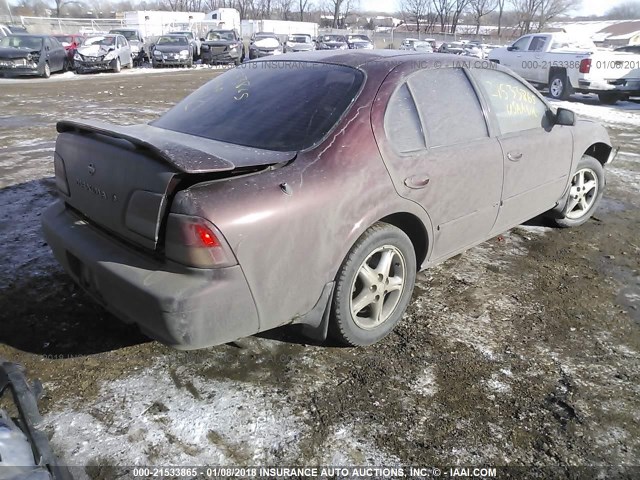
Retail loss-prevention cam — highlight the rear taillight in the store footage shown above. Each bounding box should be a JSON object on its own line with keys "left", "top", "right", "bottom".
{"left": 165, "top": 214, "right": 236, "bottom": 268}
{"left": 53, "top": 153, "right": 70, "bottom": 196}
{"left": 579, "top": 59, "right": 591, "bottom": 74}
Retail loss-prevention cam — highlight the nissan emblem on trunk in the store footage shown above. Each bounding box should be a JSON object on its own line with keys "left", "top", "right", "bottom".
{"left": 88, "top": 163, "right": 96, "bottom": 175}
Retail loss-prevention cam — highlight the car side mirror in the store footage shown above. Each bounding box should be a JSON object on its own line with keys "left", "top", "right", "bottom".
{"left": 555, "top": 107, "right": 575, "bottom": 126}
{"left": 507, "top": 45, "right": 517, "bottom": 51}
{"left": 200, "top": 38, "right": 205, "bottom": 42}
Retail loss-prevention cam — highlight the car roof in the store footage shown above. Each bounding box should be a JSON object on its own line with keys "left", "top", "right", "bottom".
{"left": 4, "top": 33, "right": 47, "bottom": 39}
{"left": 249, "top": 50, "right": 471, "bottom": 69}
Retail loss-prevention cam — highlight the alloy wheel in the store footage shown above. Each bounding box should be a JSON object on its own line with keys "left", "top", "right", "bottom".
{"left": 566, "top": 168, "right": 598, "bottom": 220}
{"left": 349, "top": 245, "right": 406, "bottom": 330}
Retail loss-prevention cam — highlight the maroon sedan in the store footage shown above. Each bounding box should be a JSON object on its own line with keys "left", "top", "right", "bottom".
{"left": 42, "top": 51, "right": 614, "bottom": 349}
{"left": 53, "top": 33, "right": 84, "bottom": 64}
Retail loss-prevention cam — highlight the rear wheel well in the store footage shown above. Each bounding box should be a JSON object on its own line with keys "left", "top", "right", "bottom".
{"left": 584, "top": 143, "right": 612, "bottom": 166}
{"left": 548, "top": 66, "right": 567, "bottom": 83}
{"left": 379, "top": 213, "right": 429, "bottom": 267}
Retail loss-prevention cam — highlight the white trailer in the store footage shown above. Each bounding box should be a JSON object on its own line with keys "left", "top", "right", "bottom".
{"left": 205, "top": 9, "right": 241, "bottom": 32}
{"left": 123, "top": 11, "right": 206, "bottom": 39}
{"left": 240, "top": 19, "right": 318, "bottom": 40}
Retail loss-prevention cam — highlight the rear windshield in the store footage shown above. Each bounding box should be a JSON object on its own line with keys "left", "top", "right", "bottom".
{"left": 153, "top": 62, "right": 364, "bottom": 152}
{"left": 157, "top": 36, "right": 188, "bottom": 45}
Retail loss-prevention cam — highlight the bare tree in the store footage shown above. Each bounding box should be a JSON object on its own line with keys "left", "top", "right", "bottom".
{"left": 277, "top": 0, "right": 294, "bottom": 19}
{"left": 450, "top": 0, "right": 470, "bottom": 34}
{"left": 510, "top": 0, "right": 540, "bottom": 35}
{"left": 606, "top": 0, "right": 640, "bottom": 19}
{"left": 400, "top": 0, "right": 429, "bottom": 36}
{"left": 433, "top": 0, "right": 455, "bottom": 33}
{"left": 298, "top": 0, "right": 312, "bottom": 20}
{"left": 496, "top": 0, "right": 506, "bottom": 38}
{"left": 470, "top": 0, "right": 497, "bottom": 34}
{"left": 51, "top": 0, "right": 80, "bottom": 16}
{"left": 538, "top": 0, "right": 581, "bottom": 31}
{"left": 327, "top": 0, "right": 344, "bottom": 28}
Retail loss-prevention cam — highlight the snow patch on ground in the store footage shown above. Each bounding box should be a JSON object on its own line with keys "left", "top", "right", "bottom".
{"left": 44, "top": 360, "right": 305, "bottom": 467}
{"left": 318, "top": 425, "right": 402, "bottom": 465}
{"left": 412, "top": 366, "right": 438, "bottom": 397}
{"left": 0, "top": 64, "right": 229, "bottom": 85}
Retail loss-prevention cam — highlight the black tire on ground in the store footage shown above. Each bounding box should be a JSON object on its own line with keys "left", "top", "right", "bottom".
{"left": 548, "top": 71, "right": 572, "bottom": 100}
{"left": 598, "top": 92, "right": 621, "bottom": 105}
{"left": 329, "top": 222, "right": 417, "bottom": 347}
{"left": 42, "top": 62, "right": 51, "bottom": 78}
{"left": 62, "top": 58, "right": 70, "bottom": 72}
{"left": 152, "top": 60, "right": 159, "bottom": 68}
{"left": 113, "top": 57, "right": 121, "bottom": 73}
{"left": 548, "top": 154, "right": 605, "bottom": 228}
{"left": 234, "top": 57, "right": 241, "bottom": 66}
{"left": 187, "top": 59, "right": 193, "bottom": 68}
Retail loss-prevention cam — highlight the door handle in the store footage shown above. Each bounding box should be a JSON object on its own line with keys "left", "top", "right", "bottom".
{"left": 507, "top": 152, "right": 523, "bottom": 162}
{"left": 404, "top": 175, "right": 430, "bottom": 189}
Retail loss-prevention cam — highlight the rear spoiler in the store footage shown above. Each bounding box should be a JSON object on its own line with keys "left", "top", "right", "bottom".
{"left": 0, "top": 360, "right": 73, "bottom": 480}
{"left": 57, "top": 120, "right": 296, "bottom": 174}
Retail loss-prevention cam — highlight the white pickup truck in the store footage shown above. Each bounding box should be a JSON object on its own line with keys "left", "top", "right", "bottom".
{"left": 489, "top": 32, "right": 640, "bottom": 104}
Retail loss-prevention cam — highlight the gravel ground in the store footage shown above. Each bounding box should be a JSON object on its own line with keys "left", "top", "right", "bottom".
{"left": 0, "top": 67, "right": 638, "bottom": 477}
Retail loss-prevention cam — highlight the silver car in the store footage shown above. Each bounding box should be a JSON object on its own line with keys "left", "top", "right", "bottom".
{"left": 74, "top": 34, "right": 132, "bottom": 73}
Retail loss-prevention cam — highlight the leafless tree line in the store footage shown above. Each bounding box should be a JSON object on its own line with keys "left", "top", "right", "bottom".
{"left": 400, "top": 0, "right": 582, "bottom": 38}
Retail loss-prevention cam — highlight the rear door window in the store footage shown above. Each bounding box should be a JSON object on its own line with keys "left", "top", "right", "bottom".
{"left": 407, "top": 68, "right": 488, "bottom": 148}
{"left": 384, "top": 84, "right": 426, "bottom": 154}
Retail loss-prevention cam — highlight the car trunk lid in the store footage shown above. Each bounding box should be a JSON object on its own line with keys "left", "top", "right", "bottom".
{"left": 55, "top": 119, "right": 295, "bottom": 251}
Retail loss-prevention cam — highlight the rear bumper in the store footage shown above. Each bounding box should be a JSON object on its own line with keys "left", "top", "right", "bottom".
{"left": 41, "top": 200, "right": 260, "bottom": 349}
{"left": 577, "top": 78, "right": 640, "bottom": 95}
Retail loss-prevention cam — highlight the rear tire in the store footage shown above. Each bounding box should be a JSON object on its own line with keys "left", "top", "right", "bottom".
{"left": 598, "top": 92, "right": 621, "bottom": 105}
{"left": 548, "top": 155, "right": 605, "bottom": 228}
{"left": 330, "top": 222, "right": 417, "bottom": 347}
{"left": 548, "top": 71, "right": 572, "bottom": 100}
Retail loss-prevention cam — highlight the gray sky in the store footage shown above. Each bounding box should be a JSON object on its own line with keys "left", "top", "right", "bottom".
{"left": 361, "top": 0, "right": 631, "bottom": 17}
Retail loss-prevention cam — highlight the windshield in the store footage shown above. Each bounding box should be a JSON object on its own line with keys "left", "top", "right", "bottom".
{"left": 348, "top": 35, "right": 369, "bottom": 42}
{"left": 111, "top": 30, "right": 137, "bottom": 40}
{"left": 54, "top": 35, "right": 73, "bottom": 44}
{"left": 206, "top": 31, "right": 235, "bottom": 41}
{"left": 322, "top": 35, "right": 345, "bottom": 42}
{"left": 157, "top": 36, "right": 188, "bottom": 46}
{"left": 174, "top": 32, "right": 194, "bottom": 40}
{"left": 153, "top": 62, "right": 365, "bottom": 152}
{"left": 84, "top": 36, "right": 116, "bottom": 47}
{"left": 255, "top": 34, "right": 277, "bottom": 40}
{"left": 0, "top": 35, "right": 43, "bottom": 50}
{"left": 290, "top": 35, "right": 311, "bottom": 43}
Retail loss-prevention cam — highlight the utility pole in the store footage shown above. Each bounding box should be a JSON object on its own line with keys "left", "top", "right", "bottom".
{"left": 4, "top": 0, "right": 14, "bottom": 23}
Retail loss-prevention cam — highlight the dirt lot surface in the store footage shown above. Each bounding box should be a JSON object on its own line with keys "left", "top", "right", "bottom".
{"left": 0, "top": 67, "right": 639, "bottom": 477}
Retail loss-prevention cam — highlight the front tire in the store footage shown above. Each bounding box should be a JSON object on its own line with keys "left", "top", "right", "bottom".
{"left": 548, "top": 71, "right": 572, "bottom": 100}
{"left": 330, "top": 223, "right": 417, "bottom": 347}
{"left": 42, "top": 62, "right": 51, "bottom": 78}
{"left": 549, "top": 155, "right": 604, "bottom": 228}
{"left": 112, "top": 57, "right": 121, "bottom": 73}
